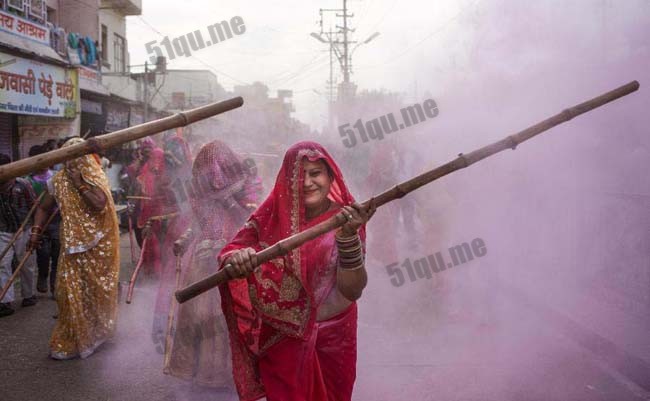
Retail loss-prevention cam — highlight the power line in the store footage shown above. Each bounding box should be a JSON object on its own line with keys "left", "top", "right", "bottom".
{"left": 135, "top": 16, "right": 249, "bottom": 86}
{"left": 267, "top": 53, "right": 330, "bottom": 85}
{"left": 356, "top": 0, "right": 482, "bottom": 69}
{"left": 273, "top": 58, "right": 332, "bottom": 87}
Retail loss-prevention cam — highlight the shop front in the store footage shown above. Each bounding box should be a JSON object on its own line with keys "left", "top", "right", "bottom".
{"left": 0, "top": 50, "right": 79, "bottom": 159}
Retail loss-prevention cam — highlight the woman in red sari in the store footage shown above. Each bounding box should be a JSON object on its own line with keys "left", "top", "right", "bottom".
{"left": 218, "top": 141, "right": 375, "bottom": 401}
{"left": 135, "top": 138, "right": 167, "bottom": 278}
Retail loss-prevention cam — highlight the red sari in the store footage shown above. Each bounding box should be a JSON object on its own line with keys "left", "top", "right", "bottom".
{"left": 218, "top": 141, "right": 366, "bottom": 401}
{"left": 136, "top": 145, "right": 167, "bottom": 277}
{"left": 153, "top": 134, "right": 194, "bottom": 335}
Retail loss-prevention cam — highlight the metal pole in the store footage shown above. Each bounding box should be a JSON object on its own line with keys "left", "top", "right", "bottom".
{"left": 143, "top": 61, "right": 149, "bottom": 123}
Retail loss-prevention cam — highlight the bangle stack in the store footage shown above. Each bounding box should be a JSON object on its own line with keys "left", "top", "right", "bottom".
{"left": 336, "top": 232, "right": 364, "bottom": 271}
{"left": 30, "top": 225, "right": 43, "bottom": 236}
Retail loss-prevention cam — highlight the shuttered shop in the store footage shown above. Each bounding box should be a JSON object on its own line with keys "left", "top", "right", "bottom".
{"left": 0, "top": 113, "right": 14, "bottom": 159}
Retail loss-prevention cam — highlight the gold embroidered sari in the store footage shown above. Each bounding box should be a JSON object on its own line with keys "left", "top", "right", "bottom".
{"left": 48, "top": 140, "right": 120, "bottom": 360}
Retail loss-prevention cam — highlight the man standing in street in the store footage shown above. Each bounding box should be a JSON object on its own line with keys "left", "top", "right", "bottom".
{"left": 27, "top": 145, "right": 61, "bottom": 298}
{"left": 0, "top": 153, "right": 38, "bottom": 317}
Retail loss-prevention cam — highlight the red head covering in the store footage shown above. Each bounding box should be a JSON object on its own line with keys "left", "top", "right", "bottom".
{"left": 190, "top": 140, "right": 259, "bottom": 241}
{"left": 218, "top": 141, "right": 365, "bottom": 400}
{"left": 191, "top": 139, "right": 245, "bottom": 191}
{"left": 249, "top": 140, "right": 361, "bottom": 247}
{"left": 164, "top": 129, "right": 192, "bottom": 167}
{"left": 140, "top": 137, "right": 156, "bottom": 150}
{"left": 136, "top": 144, "right": 166, "bottom": 227}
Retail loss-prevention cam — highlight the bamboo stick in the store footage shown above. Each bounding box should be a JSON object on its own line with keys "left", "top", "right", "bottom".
{"left": 0, "top": 97, "right": 244, "bottom": 182}
{"left": 125, "top": 235, "right": 148, "bottom": 305}
{"left": 0, "top": 192, "right": 45, "bottom": 266}
{"left": 125, "top": 212, "right": 179, "bottom": 304}
{"left": 0, "top": 209, "right": 58, "bottom": 302}
{"left": 162, "top": 254, "right": 183, "bottom": 374}
{"left": 148, "top": 212, "right": 179, "bottom": 222}
{"left": 175, "top": 80, "right": 640, "bottom": 304}
{"left": 127, "top": 209, "right": 137, "bottom": 265}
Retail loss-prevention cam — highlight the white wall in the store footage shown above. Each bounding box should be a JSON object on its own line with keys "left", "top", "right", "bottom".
{"left": 99, "top": 8, "right": 127, "bottom": 73}
{"left": 150, "top": 70, "right": 224, "bottom": 111}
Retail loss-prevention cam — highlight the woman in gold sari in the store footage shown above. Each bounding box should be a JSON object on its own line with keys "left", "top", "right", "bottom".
{"left": 29, "top": 137, "right": 120, "bottom": 360}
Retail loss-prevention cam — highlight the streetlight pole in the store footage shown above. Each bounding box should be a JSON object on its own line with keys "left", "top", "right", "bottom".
{"left": 143, "top": 61, "right": 149, "bottom": 123}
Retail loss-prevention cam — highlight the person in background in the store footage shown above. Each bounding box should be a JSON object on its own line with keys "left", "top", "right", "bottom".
{"left": 135, "top": 138, "right": 168, "bottom": 279}
{"left": 43, "top": 139, "right": 57, "bottom": 152}
{"left": 27, "top": 145, "right": 61, "bottom": 297}
{"left": 0, "top": 153, "right": 38, "bottom": 317}
{"left": 162, "top": 140, "right": 261, "bottom": 390}
{"left": 44, "top": 138, "right": 65, "bottom": 171}
{"left": 124, "top": 139, "right": 154, "bottom": 248}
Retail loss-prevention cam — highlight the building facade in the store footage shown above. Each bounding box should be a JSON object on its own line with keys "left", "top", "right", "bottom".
{"left": 0, "top": 0, "right": 154, "bottom": 161}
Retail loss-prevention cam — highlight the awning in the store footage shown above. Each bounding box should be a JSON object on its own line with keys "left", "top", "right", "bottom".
{"left": 0, "top": 30, "right": 67, "bottom": 65}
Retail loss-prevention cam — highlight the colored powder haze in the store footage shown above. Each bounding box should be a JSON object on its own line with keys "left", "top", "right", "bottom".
{"left": 98, "top": 1, "right": 650, "bottom": 400}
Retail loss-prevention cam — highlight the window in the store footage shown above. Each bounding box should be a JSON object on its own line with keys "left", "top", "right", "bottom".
{"left": 46, "top": 6, "right": 56, "bottom": 23}
{"left": 113, "top": 33, "right": 126, "bottom": 72}
{"left": 28, "top": 0, "right": 44, "bottom": 22}
{"left": 101, "top": 25, "right": 108, "bottom": 66}
{"left": 7, "top": 0, "right": 24, "bottom": 13}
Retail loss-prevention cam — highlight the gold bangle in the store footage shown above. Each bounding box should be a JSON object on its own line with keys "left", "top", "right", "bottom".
{"left": 337, "top": 243, "right": 361, "bottom": 251}
{"left": 338, "top": 262, "right": 364, "bottom": 271}
{"left": 335, "top": 232, "right": 359, "bottom": 242}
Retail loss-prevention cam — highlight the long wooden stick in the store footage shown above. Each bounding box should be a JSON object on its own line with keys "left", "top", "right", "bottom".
{"left": 0, "top": 209, "right": 58, "bottom": 301}
{"left": 162, "top": 254, "right": 183, "bottom": 374}
{"left": 148, "top": 212, "right": 179, "bottom": 222}
{"left": 175, "top": 80, "right": 640, "bottom": 304}
{"left": 0, "top": 97, "right": 244, "bottom": 182}
{"left": 127, "top": 209, "right": 135, "bottom": 266}
{"left": 125, "top": 212, "right": 179, "bottom": 304}
{"left": 0, "top": 192, "right": 45, "bottom": 266}
{"left": 125, "top": 236, "right": 148, "bottom": 305}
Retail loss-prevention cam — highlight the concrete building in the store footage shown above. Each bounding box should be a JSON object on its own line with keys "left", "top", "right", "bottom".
{"left": 0, "top": 0, "right": 151, "bottom": 159}
{"left": 0, "top": 0, "right": 78, "bottom": 159}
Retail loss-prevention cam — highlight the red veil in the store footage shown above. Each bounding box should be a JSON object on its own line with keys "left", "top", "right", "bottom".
{"left": 218, "top": 141, "right": 365, "bottom": 401}
{"left": 135, "top": 143, "right": 167, "bottom": 277}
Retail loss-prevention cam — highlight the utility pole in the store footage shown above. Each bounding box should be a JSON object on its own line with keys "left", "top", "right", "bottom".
{"left": 310, "top": 1, "right": 379, "bottom": 127}
{"left": 143, "top": 61, "right": 149, "bottom": 122}
{"left": 341, "top": 0, "right": 350, "bottom": 84}
{"left": 328, "top": 33, "right": 334, "bottom": 130}
{"left": 103, "top": 57, "right": 165, "bottom": 126}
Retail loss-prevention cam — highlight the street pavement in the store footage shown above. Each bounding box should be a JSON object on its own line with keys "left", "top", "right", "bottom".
{"left": 1, "top": 232, "right": 649, "bottom": 401}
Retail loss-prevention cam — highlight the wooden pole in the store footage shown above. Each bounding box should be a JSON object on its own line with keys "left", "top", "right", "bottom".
{"left": 0, "top": 209, "right": 58, "bottom": 302}
{"left": 0, "top": 192, "right": 44, "bottom": 266}
{"left": 175, "top": 80, "right": 640, "bottom": 304}
{"left": 127, "top": 209, "right": 137, "bottom": 265}
{"left": 0, "top": 97, "right": 244, "bottom": 182}
{"left": 162, "top": 254, "right": 183, "bottom": 374}
{"left": 125, "top": 235, "right": 148, "bottom": 305}
{"left": 125, "top": 212, "right": 180, "bottom": 304}
{"left": 148, "top": 212, "right": 179, "bottom": 222}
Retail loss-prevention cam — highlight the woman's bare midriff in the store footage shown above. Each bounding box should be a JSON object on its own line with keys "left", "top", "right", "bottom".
{"left": 316, "top": 286, "right": 352, "bottom": 321}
